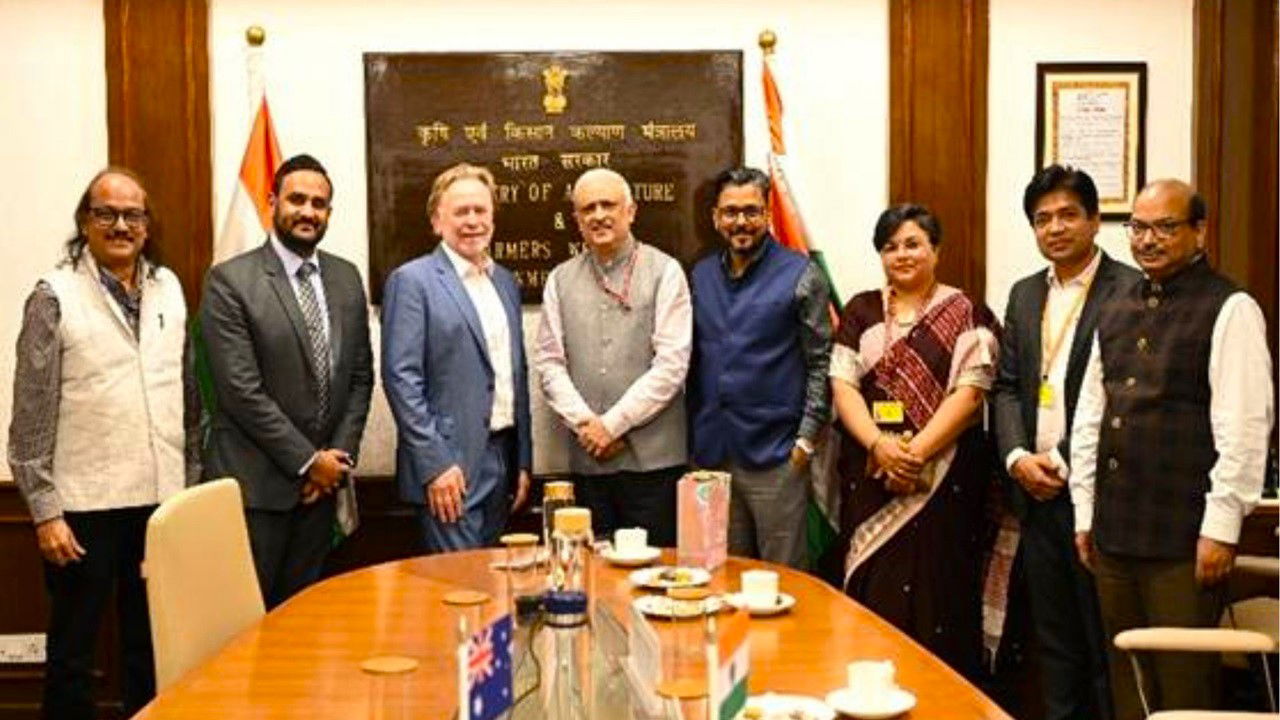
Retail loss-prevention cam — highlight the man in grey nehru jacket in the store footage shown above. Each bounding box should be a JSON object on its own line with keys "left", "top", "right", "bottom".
{"left": 534, "top": 168, "right": 692, "bottom": 546}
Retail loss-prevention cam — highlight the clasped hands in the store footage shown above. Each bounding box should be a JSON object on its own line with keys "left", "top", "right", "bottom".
{"left": 1011, "top": 452, "right": 1066, "bottom": 501}
{"left": 301, "top": 448, "right": 353, "bottom": 504}
{"left": 576, "top": 416, "right": 624, "bottom": 461}
{"left": 869, "top": 433, "right": 926, "bottom": 495}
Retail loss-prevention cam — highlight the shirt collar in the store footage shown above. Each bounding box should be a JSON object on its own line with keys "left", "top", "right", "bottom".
{"left": 440, "top": 240, "right": 493, "bottom": 279}
{"left": 270, "top": 234, "right": 318, "bottom": 279}
{"left": 589, "top": 236, "right": 636, "bottom": 276}
{"left": 1045, "top": 246, "right": 1102, "bottom": 290}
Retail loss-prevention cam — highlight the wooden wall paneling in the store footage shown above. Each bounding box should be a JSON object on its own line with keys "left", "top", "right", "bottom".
{"left": 1194, "top": 0, "right": 1279, "bottom": 360}
{"left": 889, "top": 0, "right": 989, "bottom": 301}
{"left": 1194, "top": 0, "right": 1280, "bottom": 485}
{"left": 104, "top": 0, "right": 213, "bottom": 311}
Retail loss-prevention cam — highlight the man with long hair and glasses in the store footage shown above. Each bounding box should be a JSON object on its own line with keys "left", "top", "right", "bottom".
{"left": 8, "top": 167, "right": 200, "bottom": 718}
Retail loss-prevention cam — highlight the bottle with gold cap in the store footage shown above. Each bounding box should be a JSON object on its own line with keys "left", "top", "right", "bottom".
{"left": 541, "top": 481, "right": 574, "bottom": 552}
{"left": 551, "top": 507, "right": 592, "bottom": 593}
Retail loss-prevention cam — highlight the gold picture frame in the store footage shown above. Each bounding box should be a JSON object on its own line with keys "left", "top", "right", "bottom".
{"left": 1036, "top": 62, "right": 1147, "bottom": 219}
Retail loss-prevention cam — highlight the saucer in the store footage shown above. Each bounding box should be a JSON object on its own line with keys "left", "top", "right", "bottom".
{"left": 735, "top": 692, "right": 834, "bottom": 720}
{"left": 628, "top": 565, "right": 712, "bottom": 590}
{"left": 600, "top": 546, "right": 662, "bottom": 567}
{"left": 632, "top": 594, "right": 726, "bottom": 619}
{"left": 724, "top": 592, "right": 797, "bottom": 616}
{"left": 823, "top": 687, "right": 916, "bottom": 719}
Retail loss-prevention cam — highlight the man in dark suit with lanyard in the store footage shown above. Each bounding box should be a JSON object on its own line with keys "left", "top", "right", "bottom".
{"left": 201, "top": 154, "right": 373, "bottom": 608}
{"left": 993, "top": 165, "right": 1138, "bottom": 720}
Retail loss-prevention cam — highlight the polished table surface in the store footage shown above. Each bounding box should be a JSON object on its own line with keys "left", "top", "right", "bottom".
{"left": 135, "top": 549, "right": 1013, "bottom": 719}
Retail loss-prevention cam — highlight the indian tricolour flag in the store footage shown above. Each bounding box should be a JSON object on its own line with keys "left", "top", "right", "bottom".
{"left": 710, "top": 609, "right": 750, "bottom": 720}
{"left": 215, "top": 95, "right": 282, "bottom": 262}
{"left": 762, "top": 39, "right": 842, "bottom": 572}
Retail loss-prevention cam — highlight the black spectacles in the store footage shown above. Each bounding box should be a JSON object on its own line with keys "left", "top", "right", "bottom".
{"left": 716, "top": 207, "right": 765, "bottom": 222}
{"left": 87, "top": 206, "right": 149, "bottom": 230}
{"left": 1123, "top": 218, "right": 1191, "bottom": 239}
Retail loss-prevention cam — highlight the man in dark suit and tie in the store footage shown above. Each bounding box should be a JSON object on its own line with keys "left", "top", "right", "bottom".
{"left": 993, "top": 165, "right": 1138, "bottom": 720}
{"left": 201, "top": 154, "right": 373, "bottom": 608}
{"left": 382, "top": 163, "right": 531, "bottom": 552}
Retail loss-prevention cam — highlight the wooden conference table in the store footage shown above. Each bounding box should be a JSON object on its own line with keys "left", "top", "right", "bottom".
{"left": 135, "top": 549, "right": 1013, "bottom": 719}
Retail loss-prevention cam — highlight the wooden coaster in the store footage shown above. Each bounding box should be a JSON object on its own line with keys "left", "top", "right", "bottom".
{"left": 500, "top": 533, "right": 539, "bottom": 546}
{"left": 442, "top": 589, "right": 491, "bottom": 607}
{"left": 360, "top": 655, "right": 419, "bottom": 675}
{"left": 667, "top": 586, "right": 712, "bottom": 601}
{"left": 656, "top": 677, "right": 708, "bottom": 699}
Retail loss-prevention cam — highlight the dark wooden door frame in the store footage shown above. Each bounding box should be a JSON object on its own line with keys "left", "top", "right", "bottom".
{"left": 889, "top": 0, "right": 989, "bottom": 301}
{"left": 105, "top": 0, "right": 212, "bottom": 311}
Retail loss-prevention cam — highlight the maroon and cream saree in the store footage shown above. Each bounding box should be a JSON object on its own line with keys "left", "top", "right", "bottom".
{"left": 829, "top": 285, "right": 1003, "bottom": 678}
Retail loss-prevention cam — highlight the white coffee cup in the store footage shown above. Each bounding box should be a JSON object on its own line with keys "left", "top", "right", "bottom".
{"left": 740, "top": 569, "right": 779, "bottom": 609}
{"left": 847, "top": 660, "right": 897, "bottom": 703}
{"left": 613, "top": 527, "right": 648, "bottom": 556}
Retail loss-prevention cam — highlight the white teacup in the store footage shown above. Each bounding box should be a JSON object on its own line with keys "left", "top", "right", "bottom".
{"left": 847, "top": 660, "right": 897, "bottom": 702}
{"left": 613, "top": 527, "right": 648, "bottom": 556}
{"left": 740, "top": 569, "right": 779, "bottom": 609}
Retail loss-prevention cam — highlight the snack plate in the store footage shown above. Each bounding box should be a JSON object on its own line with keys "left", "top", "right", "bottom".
{"left": 632, "top": 594, "right": 727, "bottom": 618}
{"left": 734, "top": 692, "right": 834, "bottom": 720}
{"left": 628, "top": 565, "right": 712, "bottom": 589}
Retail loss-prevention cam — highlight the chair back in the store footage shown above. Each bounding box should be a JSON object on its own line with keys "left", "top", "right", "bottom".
{"left": 144, "top": 478, "right": 265, "bottom": 691}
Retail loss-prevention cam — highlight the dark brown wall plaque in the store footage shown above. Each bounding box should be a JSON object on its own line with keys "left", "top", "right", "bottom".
{"left": 364, "top": 51, "right": 743, "bottom": 303}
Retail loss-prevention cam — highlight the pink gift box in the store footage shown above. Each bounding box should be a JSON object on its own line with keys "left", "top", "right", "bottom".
{"left": 677, "top": 470, "right": 730, "bottom": 571}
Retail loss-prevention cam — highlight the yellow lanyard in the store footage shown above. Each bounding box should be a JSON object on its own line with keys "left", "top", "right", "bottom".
{"left": 1039, "top": 275, "right": 1092, "bottom": 381}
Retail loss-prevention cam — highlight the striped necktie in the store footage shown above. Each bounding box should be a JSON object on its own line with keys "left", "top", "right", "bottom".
{"left": 295, "top": 261, "right": 331, "bottom": 419}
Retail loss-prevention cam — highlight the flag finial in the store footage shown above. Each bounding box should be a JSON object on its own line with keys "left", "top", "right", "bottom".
{"left": 758, "top": 30, "right": 777, "bottom": 55}
{"left": 245, "top": 25, "right": 265, "bottom": 47}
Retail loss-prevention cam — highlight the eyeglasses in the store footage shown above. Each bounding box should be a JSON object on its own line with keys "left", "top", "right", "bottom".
{"left": 1122, "top": 218, "right": 1191, "bottom": 239}
{"left": 716, "top": 207, "right": 765, "bottom": 222}
{"left": 87, "top": 206, "right": 149, "bottom": 230}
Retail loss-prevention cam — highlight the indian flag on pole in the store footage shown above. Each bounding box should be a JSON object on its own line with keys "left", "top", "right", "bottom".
{"left": 710, "top": 609, "right": 750, "bottom": 720}
{"left": 215, "top": 95, "right": 282, "bottom": 262}
{"left": 761, "top": 33, "right": 842, "bottom": 570}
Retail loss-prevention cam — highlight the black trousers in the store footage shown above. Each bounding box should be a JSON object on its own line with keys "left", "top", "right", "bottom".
{"left": 43, "top": 506, "right": 156, "bottom": 720}
{"left": 1021, "top": 494, "right": 1113, "bottom": 720}
{"left": 246, "top": 497, "right": 335, "bottom": 609}
{"left": 573, "top": 465, "right": 683, "bottom": 547}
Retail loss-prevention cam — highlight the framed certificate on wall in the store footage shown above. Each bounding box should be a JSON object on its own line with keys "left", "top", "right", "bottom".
{"left": 1035, "top": 62, "right": 1147, "bottom": 219}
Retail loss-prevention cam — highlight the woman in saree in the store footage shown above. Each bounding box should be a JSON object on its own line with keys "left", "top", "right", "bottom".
{"left": 829, "top": 204, "right": 1000, "bottom": 679}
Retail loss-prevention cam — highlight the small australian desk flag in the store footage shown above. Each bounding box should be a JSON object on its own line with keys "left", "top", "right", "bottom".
{"left": 463, "top": 613, "right": 513, "bottom": 720}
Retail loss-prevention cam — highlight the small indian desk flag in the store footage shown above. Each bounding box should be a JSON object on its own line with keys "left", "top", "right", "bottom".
{"left": 457, "top": 614, "right": 513, "bottom": 720}
{"left": 710, "top": 609, "right": 750, "bottom": 720}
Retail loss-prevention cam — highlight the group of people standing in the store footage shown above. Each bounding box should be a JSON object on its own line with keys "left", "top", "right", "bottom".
{"left": 9, "top": 155, "right": 1272, "bottom": 720}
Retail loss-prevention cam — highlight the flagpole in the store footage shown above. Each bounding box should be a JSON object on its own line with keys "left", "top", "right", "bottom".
{"left": 245, "top": 25, "right": 266, "bottom": 108}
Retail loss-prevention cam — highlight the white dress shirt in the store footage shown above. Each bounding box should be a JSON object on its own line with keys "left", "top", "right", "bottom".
{"left": 441, "top": 242, "right": 514, "bottom": 431}
{"left": 271, "top": 235, "right": 330, "bottom": 349}
{"left": 1004, "top": 249, "right": 1102, "bottom": 479}
{"left": 1070, "top": 291, "right": 1274, "bottom": 544}
{"left": 534, "top": 243, "right": 692, "bottom": 439}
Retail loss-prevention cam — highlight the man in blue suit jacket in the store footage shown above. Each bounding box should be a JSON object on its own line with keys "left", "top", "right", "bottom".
{"left": 382, "top": 163, "right": 532, "bottom": 552}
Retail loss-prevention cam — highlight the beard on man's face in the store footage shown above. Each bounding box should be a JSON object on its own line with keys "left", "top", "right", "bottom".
{"left": 274, "top": 213, "right": 327, "bottom": 251}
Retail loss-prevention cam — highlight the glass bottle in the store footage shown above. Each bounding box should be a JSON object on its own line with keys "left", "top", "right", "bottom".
{"left": 542, "top": 590, "right": 589, "bottom": 720}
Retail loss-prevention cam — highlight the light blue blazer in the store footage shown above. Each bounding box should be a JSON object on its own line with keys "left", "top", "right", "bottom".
{"left": 381, "top": 248, "right": 532, "bottom": 506}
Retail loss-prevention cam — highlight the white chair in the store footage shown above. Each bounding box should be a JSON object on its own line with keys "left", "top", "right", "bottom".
{"left": 1114, "top": 628, "right": 1278, "bottom": 718}
{"left": 143, "top": 478, "right": 265, "bottom": 691}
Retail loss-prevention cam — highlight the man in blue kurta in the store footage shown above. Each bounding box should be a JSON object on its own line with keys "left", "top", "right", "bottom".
{"left": 688, "top": 167, "right": 833, "bottom": 569}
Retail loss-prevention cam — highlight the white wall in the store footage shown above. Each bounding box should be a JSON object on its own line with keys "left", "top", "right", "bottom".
{"left": 0, "top": 0, "right": 1197, "bottom": 479}
{"left": 986, "top": 0, "right": 1194, "bottom": 316}
{"left": 209, "top": 0, "right": 891, "bottom": 474}
{"left": 0, "top": 0, "right": 107, "bottom": 480}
